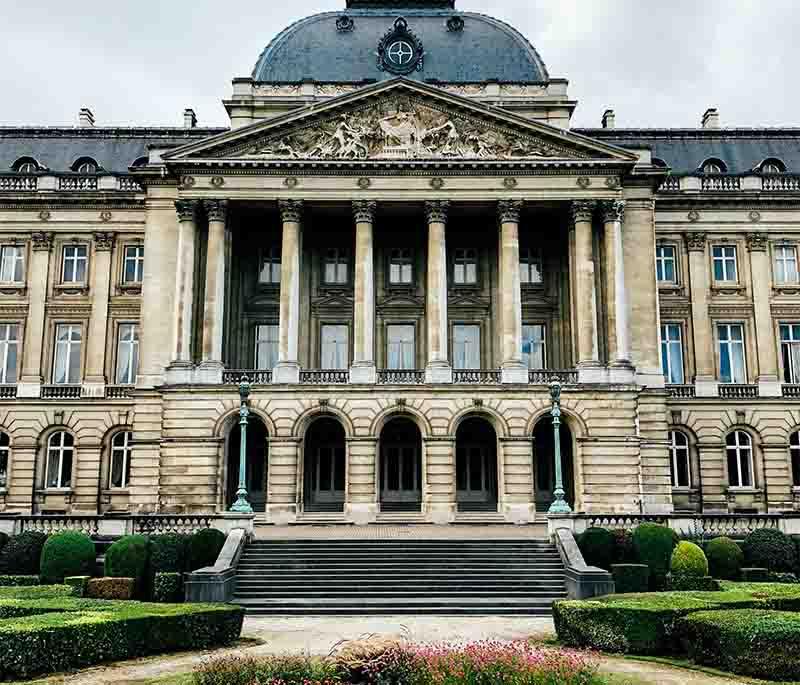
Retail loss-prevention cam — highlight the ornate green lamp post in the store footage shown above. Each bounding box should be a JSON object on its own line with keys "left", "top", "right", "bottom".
{"left": 548, "top": 381, "right": 572, "bottom": 515}
{"left": 230, "top": 375, "right": 253, "bottom": 514}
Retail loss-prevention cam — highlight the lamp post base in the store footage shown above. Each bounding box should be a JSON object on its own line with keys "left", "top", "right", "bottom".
{"left": 230, "top": 489, "right": 253, "bottom": 514}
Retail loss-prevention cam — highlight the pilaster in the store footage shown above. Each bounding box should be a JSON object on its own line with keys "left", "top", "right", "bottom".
{"left": 685, "top": 232, "right": 718, "bottom": 396}
{"left": 18, "top": 232, "right": 53, "bottom": 398}
{"left": 83, "top": 232, "right": 115, "bottom": 397}
{"left": 273, "top": 200, "right": 303, "bottom": 384}
{"left": 350, "top": 200, "right": 377, "bottom": 384}
{"left": 747, "top": 233, "right": 781, "bottom": 396}
{"left": 424, "top": 436, "right": 456, "bottom": 523}
{"left": 424, "top": 200, "right": 452, "bottom": 384}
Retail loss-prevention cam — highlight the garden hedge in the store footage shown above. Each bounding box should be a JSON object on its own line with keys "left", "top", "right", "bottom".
{"left": 153, "top": 572, "right": 183, "bottom": 603}
{"left": 150, "top": 533, "right": 189, "bottom": 575}
{"left": 187, "top": 528, "right": 226, "bottom": 572}
{"left": 705, "top": 537, "right": 744, "bottom": 580}
{"left": 670, "top": 541, "right": 708, "bottom": 577}
{"left": 0, "top": 532, "right": 7, "bottom": 552}
{"left": 611, "top": 564, "right": 649, "bottom": 594}
{"left": 87, "top": 577, "right": 136, "bottom": 600}
{"left": 577, "top": 527, "right": 615, "bottom": 570}
{"left": 104, "top": 535, "right": 150, "bottom": 597}
{"left": 64, "top": 576, "right": 90, "bottom": 597}
{"left": 632, "top": 523, "right": 675, "bottom": 590}
{"left": 611, "top": 529, "right": 636, "bottom": 564}
{"left": 666, "top": 574, "right": 719, "bottom": 591}
{"left": 679, "top": 609, "right": 800, "bottom": 681}
{"left": 0, "top": 531, "right": 47, "bottom": 575}
{"left": 40, "top": 531, "right": 96, "bottom": 584}
{"left": 742, "top": 528, "right": 796, "bottom": 572}
{"left": 0, "top": 575, "right": 39, "bottom": 587}
{"left": 741, "top": 567, "right": 770, "bottom": 582}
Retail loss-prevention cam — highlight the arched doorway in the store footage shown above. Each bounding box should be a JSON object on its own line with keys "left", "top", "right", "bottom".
{"left": 304, "top": 417, "right": 346, "bottom": 512}
{"left": 379, "top": 418, "right": 422, "bottom": 512}
{"left": 532, "top": 417, "right": 575, "bottom": 512}
{"left": 455, "top": 417, "right": 498, "bottom": 512}
{"left": 226, "top": 416, "right": 269, "bottom": 513}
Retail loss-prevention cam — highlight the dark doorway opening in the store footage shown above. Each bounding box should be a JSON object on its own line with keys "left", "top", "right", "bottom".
{"left": 532, "top": 418, "right": 575, "bottom": 512}
{"left": 455, "top": 417, "right": 498, "bottom": 512}
{"left": 380, "top": 418, "right": 422, "bottom": 512}
{"left": 226, "top": 417, "right": 268, "bottom": 513}
{"left": 304, "top": 418, "right": 346, "bottom": 512}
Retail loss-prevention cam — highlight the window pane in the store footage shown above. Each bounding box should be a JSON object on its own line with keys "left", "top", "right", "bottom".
{"left": 727, "top": 449, "right": 740, "bottom": 487}
{"left": 454, "top": 264, "right": 464, "bottom": 284}
{"left": 321, "top": 325, "right": 348, "bottom": 369}
{"left": 465, "top": 263, "right": 477, "bottom": 283}
{"left": 454, "top": 325, "right": 480, "bottom": 369}
{"left": 46, "top": 449, "right": 61, "bottom": 488}
{"left": 669, "top": 342, "right": 684, "bottom": 384}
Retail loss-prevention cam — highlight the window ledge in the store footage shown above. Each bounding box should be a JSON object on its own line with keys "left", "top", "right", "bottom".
{"left": 101, "top": 488, "right": 129, "bottom": 495}
{"left": 54, "top": 282, "right": 89, "bottom": 296}
{"left": 658, "top": 283, "right": 683, "bottom": 294}
{"left": 773, "top": 285, "right": 800, "bottom": 296}
{"left": 117, "top": 282, "right": 142, "bottom": 295}
{"left": 0, "top": 282, "right": 26, "bottom": 295}
{"left": 671, "top": 487, "right": 696, "bottom": 493}
{"left": 36, "top": 488, "right": 73, "bottom": 495}
{"left": 726, "top": 487, "right": 762, "bottom": 494}
{"left": 711, "top": 284, "right": 745, "bottom": 295}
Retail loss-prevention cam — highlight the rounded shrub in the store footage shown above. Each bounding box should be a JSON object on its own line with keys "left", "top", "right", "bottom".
{"left": 40, "top": 531, "right": 95, "bottom": 584}
{"left": 612, "top": 528, "right": 636, "bottom": 564}
{"left": 706, "top": 537, "right": 745, "bottom": 580}
{"left": 104, "top": 534, "right": 150, "bottom": 596}
{"left": 0, "top": 531, "right": 47, "bottom": 575}
{"left": 0, "top": 532, "right": 8, "bottom": 553}
{"left": 578, "top": 527, "right": 615, "bottom": 570}
{"left": 632, "top": 523, "right": 675, "bottom": 590}
{"left": 150, "top": 533, "right": 189, "bottom": 575}
{"left": 671, "top": 541, "right": 709, "bottom": 578}
{"left": 743, "top": 528, "right": 796, "bottom": 572}
{"left": 187, "top": 528, "right": 226, "bottom": 572}
{"left": 611, "top": 563, "right": 649, "bottom": 593}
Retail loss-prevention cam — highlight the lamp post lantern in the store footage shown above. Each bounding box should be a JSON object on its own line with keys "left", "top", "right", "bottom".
{"left": 547, "top": 380, "right": 572, "bottom": 514}
{"left": 230, "top": 375, "right": 254, "bottom": 514}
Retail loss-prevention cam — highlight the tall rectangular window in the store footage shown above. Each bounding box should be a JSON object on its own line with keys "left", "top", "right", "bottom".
{"left": 781, "top": 323, "right": 800, "bottom": 383}
{"left": 0, "top": 246, "right": 24, "bottom": 283}
{"left": 255, "top": 324, "right": 279, "bottom": 370}
{"left": 0, "top": 434, "right": 8, "bottom": 489}
{"left": 519, "top": 248, "right": 543, "bottom": 285}
{"left": 115, "top": 324, "right": 139, "bottom": 385}
{"left": 259, "top": 247, "right": 281, "bottom": 285}
{"left": 62, "top": 245, "right": 88, "bottom": 283}
{"left": 387, "top": 324, "right": 415, "bottom": 370}
{"left": 453, "top": 324, "right": 481, "bottom": 369}
{"left": 321, "top": 324, "right": 348, "bottom": 369}
{"left": 775, "top": 245, "right": 799, "bottom": 284}
{"left": 660, "top": 323, "right": 685, "bottom": 384}
{"left": 122, "top": 245, "right": 144, "bottom": 284}
{"left": 452, "top": 249, "right": 478, "bottom": 285}
{"left": 712, "top": 245, "right": 737, "bottom": 282}
{"left": 389, "top": 248, "right": 413, "bottom": 285}
{"left": 0, "top": 324, "right": 19, "bottom": 384}
{"left": 718, "top": 323, "right": 746, "bottom": 384}
{"left": 655, "top": 245, "right": 676, "bottom": 283}
{"left": 53, "top": 324, "right": 82, "bottom": 384}
{"left": 521, "top": 324, "right": 546, "bottom": 369}
{"left": 323, "top": 248, "right": 349, "bottom": 285}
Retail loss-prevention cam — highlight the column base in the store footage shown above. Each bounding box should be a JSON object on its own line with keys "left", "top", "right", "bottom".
{"left": 194, "top": 361, "right": 223, "bottom": 385}
{"left": 635, "top": 367, "right": 666, "bottom": 388}
{"left": 608, "top": 361, "right": 636, "bottom": 385}
{"left": 272, "top": 362, "right": 300, "bottom": 384}
{"left": 694, "top": 376, "right": 719, "bottom": 397}
{"left": 501, "top": 364, "right": 529, "bottom": 384}
{"left": 577, "top": 362, "right": 606, "bottom": 384}
{"left": 349, "top": 364, "right": 376, "bottom": 384}
{"left": 757, "top": 375, "right": 782, "bottom": 397}
{"left": 503, "top": 503, "right": 534, "bottom": 524}
{"left": 425, "top": 363, "right": 452, "bottom": 384}
{"left": 16, "top": 377, "right": 42, "bottom": 399}
{"left": 165, "top": 362, "right": 194, "bottom": 386}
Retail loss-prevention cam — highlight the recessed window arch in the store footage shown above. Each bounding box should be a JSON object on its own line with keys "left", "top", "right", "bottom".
{"left": 669, "top": 430, "right": 691, "bottom": 488}
{"left": 130, "top": 156, "right": 148, "bottom": 168}
{"left": 790, "top": 431, "right": 800, "bottom": 487}
{"left": 759, "top": 158, "right": 786, "bottom": 174}
{"left": 70, "top": 157, "right": 99, "bottom": 174}
{"left": 700, "top": 158, "right": 727, "bottom": 174}
{"left": 109, "top": 430, "right": 132, "bottom": 489}
{"left": 11, "top": 157, "right": 40, "bottom": 174}
{"left": 0, "top": 432, "right": 9, "bottom": 489}
{"left": 44, "top": 431, "right": 74, "bottom": 489}
{"left": 726, "top": 430, "right": 755, "bottom": 488}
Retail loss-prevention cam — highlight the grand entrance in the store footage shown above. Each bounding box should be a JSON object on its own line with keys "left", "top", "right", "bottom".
{"left": 379, "top": 418, "right": 422, "bottom": 512}
{"left": 303, "top": 417, "right": 346, "bottom": 512}
{"left": 455, "top": 417, "right": 498, "bottom": 512}
{"left": 226, "top": 417, "right": 268, "bottom": 513}
{"left": 532, "top": 417, "right": 575, "bottom": 512}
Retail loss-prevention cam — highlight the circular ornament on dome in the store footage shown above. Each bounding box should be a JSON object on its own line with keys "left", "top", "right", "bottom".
{"left": 447, "top": 15, "right": 465, "bottom": 32}
{"left": 336, "top": 15, "right": 354, "bottom": 33}
{"left": 377, "top": 18, "right": 424, "bottom": 75}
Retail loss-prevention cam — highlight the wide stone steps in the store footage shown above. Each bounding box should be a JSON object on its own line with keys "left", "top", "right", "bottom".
{"left": 232, "top": 538, "right": 566, "bottom": 615}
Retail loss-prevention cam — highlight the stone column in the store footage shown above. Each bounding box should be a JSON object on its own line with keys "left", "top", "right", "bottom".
{"left": 425, "top": 201, "right": 452, "bottom": 383}
{"left": 82, "top": 232, "right": 115, "bottom": 397}
{"left": 350, "top": 201, "right": 377, "bottom": 384}
{"left": 601, "top": 200, "right": 634, "bottom": 383}
{"left": 747, "top": 232, "right": 781, "bottom": 396}
{"left": 571, "top": 201, "right": 603, "bottom": 383}
{"left": 18, "top": 232, "right": 53, "bottom": 398}
{"left": 498, "top": 200, "right": 527, "bottom": 384}
{"left": 685, "top": 232, "right": 717, "bottom": 396}
{"left": 166, "top": 200, "right": 198, "bottom": 384}
{"left": 197, "top": 199, "right": 228, "bottom": 384}
{"left": 273, "top": 200, "right": 303, "bottom": 384}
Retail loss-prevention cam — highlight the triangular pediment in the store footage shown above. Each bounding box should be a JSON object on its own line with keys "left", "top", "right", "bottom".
{"left": 163, "top": 79, "right": 638, "bottom": 166}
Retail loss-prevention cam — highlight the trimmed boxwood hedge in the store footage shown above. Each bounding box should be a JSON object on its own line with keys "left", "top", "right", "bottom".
{"left": 666, "top": 574, "right": 719, "bottom": 591}
{"left": 105, "top": 535, "right": 150, "bottom": 597}
{"left": 679, "top": 609, "right": 800, "bottom": 681}
{"left": 705, "top": 537, "right": 744, "bottom": 580}
{"left": 87, "top": 577, "right": 136, "bottom": 600}
{"left": 611, "top": 564, "right": 649, "bottom": 594}
{"left": 577, "top": 527, "right": 615, "bottom": 570}
{"left": 0, "top": 575, "right": 39, "bottom": 587}
{"left": 40, "top": 531, "right": 96, "bottom": 584}
{"left": 0, "top": 532, "right": 8, "bottom": 552}
{"left": 632, "top": 523, "right": 675, "bottom": 590}
{"left": 187, "top": 528, "right": 226, "bottom": 572}
{"left": 153, "top": 572, "right": 183, "bottom": 603}
{"left": 742, "top": 528, "right": 796, "bottom": 572}
{"left": 0, "top": 531, "right": 47, "bottom": 575}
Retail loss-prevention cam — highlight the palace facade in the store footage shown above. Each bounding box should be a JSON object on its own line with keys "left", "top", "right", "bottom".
{"left": 1, "top": 0, "right": 799, "bottom": 525}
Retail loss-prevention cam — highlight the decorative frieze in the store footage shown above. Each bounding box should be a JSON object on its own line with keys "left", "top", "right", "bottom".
{"left": 600, "top": 199, "right": 625, "bottom": 223}
{"left": 31, "top": 231, "right": 54, "bottom": 252}
{"left": 352, "top": 200, "right": 377, "bottom": 224}
{"left": 746, "top": 232, "right": 768, "bottom": 252}
{"left": 497, "top": 199, "right": 523, "bottom": 224}
{"left": 93, "top": 232, "right": 116, "bottom": 251}
{"left": 684, "top": 232, "right": 707, "bottom": 252}
{"left": 278, "top": 199, "right": 303, "bottom": 224}
{"left": 570, "top": 200, "right": 596, "bottom": 223}
{"left": 425, "top": 200, "right": 450, "bottom": 225}
{"left": 203, "top": 199, "right": 228, "bottom": 223}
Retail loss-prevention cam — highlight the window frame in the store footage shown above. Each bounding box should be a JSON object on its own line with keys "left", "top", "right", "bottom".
{"left": 655, "top": 243, "right": 678, "bottom": 285}
{"left": 452, "top": 322, "right": 482, "bottom": 369}
{"left": 387, "top": 247, "right": 414, "bottom": 287}
{"left": 52, "top": 323, "right": 83, "bottom": 385}
{"left": 385, "top": 322, "right": 417, "bottom": 370}
{"left": 319, "top": 322, "right": 350, "bottom": 370}
{"left": 521, "top": 322, "right": 547, "bottom": 369}
{"left": 519, "top": 247, "right": 544, "bottom": 287}
{"left": 669, "top": 430, "right": 692, "bottom": 489}
{"left": 774, "top": 244, "right": 799, "bottom": 284}
{"left": 108, "top": 431, "right": 132, "bottom": 490}
{"left": 258, "top": 246, "right": 282, "bottom": 286}
{"left": 321, "top": 247, "right": 350, "bottom": 287}
{"left": 451, "top": 248, "right": 479, "bottom": 287}
{"left": 0, "top": 245, "right": 25, "bottom": 284}
{"left": 114, "top": 322, "right": 139, "bottom": 385}
{"left": 726, "top": 430, "right": 755, "bottom": 489}
{"left": 121, "top": 244, "right": 144, "bottom": 285}
{"left": 780, "top": 323, "right": 800, "bottom": 384}
{"left": 660, "top": 322, "right": 685, "bottom": 384}
{"left": 61, "top": 244, "right": 89, "bottom": 284}
{"left": 44, "top": 431, "right": 74, "bottom": 490}
{"left": 716, "top": 322, "right": 747, "bottom": 384}
{"left": 711, "top": 244, "right": 739, "bottom": 283}
{"left": 0, "top": 323, "right": 20, "bottom": 385}
{"left": 790, "top": 431, "right": 800, "bottom": 488}
{"left": 254, "top": 323, "right": 279, "bottom": 370}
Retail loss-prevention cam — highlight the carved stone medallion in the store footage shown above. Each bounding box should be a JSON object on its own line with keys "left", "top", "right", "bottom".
{"left": 357, "top": 177, "right": 371, "bottom": 189}
{"left": 210, "top": 176, "right": 225, "bottom": 188}
{"left": 336, "top": 15, "right": 354, "bottom": 32}
{"left": 38, "top": 210, "right": 51, "bottom": 222}
{"left": 99, "top": 210, "right": 113, "bottom": 223}
{"left": 429, "top": 177, "right": 445, "bottom": 190}
{"left": 447, "top": 15, "right": 465, "bottom": 32}
{"left": 377, "top": 18, "right": 424, "bottom": 75}
{"left": 577, "top": 177, "right": 591, "bottom": 189}
{"left": 687, "top": 210, "right": 700, "bottom": 223}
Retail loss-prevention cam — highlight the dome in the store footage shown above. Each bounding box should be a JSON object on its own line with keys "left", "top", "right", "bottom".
{"left": 252, "top": 1, "right": 549, "bottom": 84}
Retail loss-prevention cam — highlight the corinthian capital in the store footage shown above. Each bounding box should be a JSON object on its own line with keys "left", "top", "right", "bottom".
{"left": 31, "top": 231, "right": 54, "bottom": 252}
{"left": 174, "top": 199, "right": 198, "bottom": 222}
{"left": 93, "top": 231, "right": 116, "bottom": 251}
{"left": 352, "top": 200, "right": 377, "bottom": 224}
{"left": 746, "top": 232, "right": 768, "bottom": 252}
{"left": 278, "top": 199, "right": 303, "bottom": 224}
{"left": 497, "top": 200, "right": 524, "bottom": 225}
{"left": 600, "top": 200, "right": 625, "bottom": 223}
{"left": 203, "top": 199, "right": 228, "bottom": 223}
{"left": 684, "top": 232, "right": 707, "bottom": 252}
{"left": 571, "top": 200, "right": 596, "bottom": 224}
{"left": 425, "top": 200, "right": 450, "bottom": 225}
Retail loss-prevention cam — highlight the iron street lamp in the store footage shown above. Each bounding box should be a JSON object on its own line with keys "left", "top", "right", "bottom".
{"left": 230, "top": 375, "right": 254, "bottom": 514}
{"left": 548, "top": 380, "right": 572, "bottom": 515}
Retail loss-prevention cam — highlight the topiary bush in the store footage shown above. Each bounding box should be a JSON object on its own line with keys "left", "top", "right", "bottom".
{"left": 0, "top": 575, "right": 39, "bottom": 587}
{"left": 743, "top": 528, "right": 796, "bottom": 572}
{"left": 706, "top": 537, "right": 744, "bottom": 580}
{"left": 632, "top": 523, "right": 675, "bottom": 590}
{"left": 577, "top": 527, "right": 615, "bottom": 570}
{"left": 611, "top": 564, "right": 649, "bottom": 594}
{"left": 64, "top": 576, "right": 90, "bottom": 597}
{"left": 39, "top": 532, "right": 95, "bottom": 585}
{"left": 86, "top": 577, "right": 136, "bottom": 600}
{"left": 612, "top": 528, "right": 636, "bottom": 564}
{"left": 150, "top": 534, "right": 188, "bottom": 574}
{"left": 153, "top": 572, "right": 183, "bottom": 603}
{"left": 671, "top": 541, "right": 709, "bottom": 578}
{"left": 187, "top": 528, "right": 226, "bottom": 572}
{"left": 0, "top": 531, "right": 47, "bottom": 575}
{"left": 104, "top": 535, "right": 150, "bottom": 597}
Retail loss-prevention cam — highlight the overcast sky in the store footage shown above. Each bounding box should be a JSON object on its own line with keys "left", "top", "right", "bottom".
{"left": 1, "top": 0, "right": 798, "bottom": 129}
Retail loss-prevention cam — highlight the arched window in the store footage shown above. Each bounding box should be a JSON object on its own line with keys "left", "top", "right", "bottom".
{"left": 12, "top": 157, "right": 39, "bottom": 174}
{"left": 45, "top": 431, "right": 74, "bottom": 489}
{"left": 669, "top": 430, "right": 691, "bottom": 488}
{"left": 726, "top": 431, "right": 754, "bottom": 488}
{"left": 759, "top": 158, "right": 786, "bottom": 174}
{"left": 109, "top": 431, "right": 132, "bottom": 489}
{"left": 652, "top": 157, "right": 668, "bottom": 168}
{"left": 790, "top": 431, "right": 800, "bottom": 487}
{"left": 0, "top": 432, "right": 9, "bottom": 489}
{"left": 71, "top": 157, "right": 99, "bottom": 174}
{"left": 700, "top": 158, "right": 726, "bottom": 174}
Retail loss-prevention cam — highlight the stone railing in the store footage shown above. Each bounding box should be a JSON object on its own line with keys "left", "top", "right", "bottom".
{"left": 377, "top": 369, "right": 425, "bottom": 384}
{"left": 666, "top": 384, "right": 696, "bottom": 399}
{"left": 783, "top": 384, "right": 800, "bottom": 398}
{"left": 701, "top": 175, "right": 741, "bottom": 192}
{"left": 58, "top": 176, "right": 99, "bottom": 191}
{"left": 453, "top": 369, "right": 502, "bottom": 384}
{"left": 105, "top": 385, "right": 134, "bottom": 399}
{"left": 719, "top": 384, "right": 758, "bottom": 399}
{"left": 529, "top": 369, "right": 579, "bottom": 385}
{"left": 572, "top": 513, "right": 786, "bottom": 538}
{"left": 185, "top": 528, "right": 248, "bottom": 603}
{"left": 17, "top": 515, "right": 102, "bottom": 536}
{"left": 222, "top": 369, "right": 273, "bottom": 385}
{"left": 118, "top": 177, "right": 143, "bottom": 191}
{"left": 762, "top": 175, "right": 800, "bottom": 192}
{"left": 0, "top": 385, "right": 17, "bottom": 399}
{"left": 41, "top": 384, "right": 81, "bottom": 399}
{"left": 300, "top": 369, "right": 349, "bottom": 384}
{"left": 658, "top": 176, "right": 681, "bottom": 192}
{"left": 578, "top": 514, "right": 669, "bottom": 532}
{"left": 0, "top": 176, "right": 37, "bottom": 192}
{"left": 133, "top": 514, "right": 217, "bottom": 535}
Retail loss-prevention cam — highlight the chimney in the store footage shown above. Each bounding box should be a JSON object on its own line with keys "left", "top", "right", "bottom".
{"left": 78, "top": 107, "right": 95, "bottom": 128}
{"left": 601, "top": 109, "right": 616, "bottom": 129}
{"left": 702, "top": 108, "right": 720, "bottom": 129}
{"left": 183, "top": 108, "right": 197, "bottom": 129}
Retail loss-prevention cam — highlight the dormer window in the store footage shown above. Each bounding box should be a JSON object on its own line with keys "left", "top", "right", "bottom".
{"left": 760, "top": 158, "right": 786, "bottom": 174}
{"left": 700, "top": 158, "right": 727, "bottom": 174}
{"left": 12, "top": 157, "right": 40, "bottom": 174}
{"left": 71, "top": 157, "right": 99, "bottom": 174}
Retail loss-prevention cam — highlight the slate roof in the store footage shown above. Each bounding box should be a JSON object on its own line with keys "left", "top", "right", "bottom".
{"left": 251, "top": 7, "right": 549, "bottom": 84}
{"left": 577, "top": 129, "right": 800, "bottom": 175}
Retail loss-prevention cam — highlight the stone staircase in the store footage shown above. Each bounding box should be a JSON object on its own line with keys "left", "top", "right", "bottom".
{"left": 233, "top": 538, "right": 566, "bottom": 615}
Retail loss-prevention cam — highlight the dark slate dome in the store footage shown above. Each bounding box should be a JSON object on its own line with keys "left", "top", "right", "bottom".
{"left": 252, "top": 0, "right": 549, "bottom": 84}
